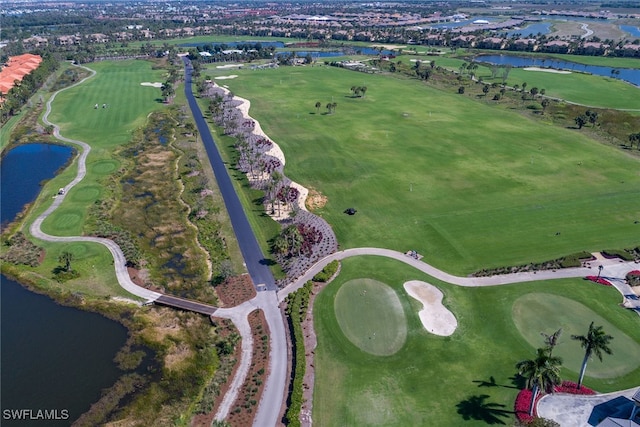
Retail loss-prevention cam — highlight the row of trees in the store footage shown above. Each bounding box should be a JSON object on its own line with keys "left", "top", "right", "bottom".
{"left": 516, "top": 322, "right": 613, "bottom": 417}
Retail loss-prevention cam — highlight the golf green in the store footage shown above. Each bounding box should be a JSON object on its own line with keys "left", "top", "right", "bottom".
{"left": 512, "top": 293, "right": 640, "bottom": 378}
{"left": 335, "top": 279, "right": 407, "bottom": 356}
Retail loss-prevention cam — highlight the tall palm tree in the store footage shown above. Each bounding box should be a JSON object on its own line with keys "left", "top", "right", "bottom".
{"left": 571, "top": 322, "right": 613, "bottom": 388}
{"left": 516, "top": 348, "right": 562, "bottom": 416}
{"left": 541, "top": 328, "right": 562, "bottom": 357}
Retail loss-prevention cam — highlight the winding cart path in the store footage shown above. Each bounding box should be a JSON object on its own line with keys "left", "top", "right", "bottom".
{"left": 30, "top": 62, "right": 639, "bottom": 427}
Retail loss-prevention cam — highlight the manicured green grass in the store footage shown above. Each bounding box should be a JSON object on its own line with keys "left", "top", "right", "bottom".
{"left": 210, "top": 65, "right": 640, "bottom": 275}
{"left": 36, "top": 60, "right": 165, "bottom": 237}
{"left": 313, "top": 256, "right": 640, "bottom": 426}
{"left": 334, "top": 279, "right": 407, "bottom": 356}
{"left": 513, "top": 293, "right": 640, "bottom": 378}
{"left": 17, "top": 60, "right": 166, "bottom": 298}
{"left": 401, "top": 53, "right": 640, "bottom": 109}
{"left": 48, "top": 60, "right": 166, "bottom": 149}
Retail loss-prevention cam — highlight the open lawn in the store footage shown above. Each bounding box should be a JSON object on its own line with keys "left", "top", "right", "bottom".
{"left": 209, "top": 64, "right": 640, "bottom": 275}
{"left": 313, "top": 256, "right": 640, "bottom": 426}
{"left": 513, "top": 293, "right": 640, "bottom": 378}
{"left": 19, "top": 60, "right": 166, "bottom": 298}
{"left": 37, "top": 60, "right": 165, "bottom": 237}
{"left": 405, "top": 54, "right": 640, "bottom": 109}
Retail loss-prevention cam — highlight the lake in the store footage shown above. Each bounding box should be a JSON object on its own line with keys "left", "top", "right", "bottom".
{"left": 475, "top": 54, "right": 640, "bottom": 87}
{"left": 1, "top": 143, "right": 129, "bottom": 426}
{"left": 1, "top": 143, "right": 74, "bottom": 230}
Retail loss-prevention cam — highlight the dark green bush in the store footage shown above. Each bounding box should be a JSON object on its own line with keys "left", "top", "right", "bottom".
{"left": 312, "top": 260, "right": 339, "bottom": 282}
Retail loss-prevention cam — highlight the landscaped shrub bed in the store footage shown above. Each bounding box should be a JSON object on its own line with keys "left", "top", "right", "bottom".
{"left": 312, "top": 260, "right": 339, "bottom": 283}
{"left": 626, "top": 270, "right": 640, "bottom": 287}
{"left": 515, "top": 381, "right": 595, "bottom": 423}
{"left": 515, "top": 389, "right": 538, "bottom": 423}
{"left": 601, "top": 248, "right": 640, "bottom": 261}
{"left": 553, "top": 381, "right": 595, "bottom": 395}
{"left": 585, "top": 276, "right": 613, "bottom": 286}
{"left": 474, "top": 252, "right": 594, "bottom": 277}
{"left": 284, "top": 281, "right": 313, "bottom": 427}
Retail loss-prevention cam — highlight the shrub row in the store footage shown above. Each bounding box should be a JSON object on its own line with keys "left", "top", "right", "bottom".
{"left": 473, "top": 252, "right": 593, "bottom": 277}
{"left": 284, "top": 281, "right": 313, "bottom": 426}
{"left": 602, "top": 247, "right": 640, "bottom": 261}
{"left": 312, "top": 260, "right": 339, "bottom": 283}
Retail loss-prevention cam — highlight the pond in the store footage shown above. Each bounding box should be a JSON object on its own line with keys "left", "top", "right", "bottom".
{"left": 1, "top": 143, "right": 131, "bottom": 425}
{"left": 1, "top": 143, "right": 74, "bottom": 230}
{"left": 475, "top": 54, "right": 640, "bottom": 87}
{"left": 505, "top": 22, "right": 552, "bottom": 38}
{"left": 620, "top": 25, "right": 640, "bottom": 38}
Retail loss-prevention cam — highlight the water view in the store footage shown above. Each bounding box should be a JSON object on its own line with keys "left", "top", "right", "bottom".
{"left": 620, "top": 25, "right": 640, "bottom": 38}
{"left": 1, "top": 143, "right": 129, "bottom": 426}
{"left": 1, "top": 143, "right": 74, "bottom": 230}
{"left": 475, "top": 54, "right": 640, "bottom": 87}
{"left": 505, "top": 22, "right": 552, "bottom": 38}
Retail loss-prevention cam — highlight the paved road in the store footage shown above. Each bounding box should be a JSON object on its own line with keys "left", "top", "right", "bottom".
{"left": 182, "top": 58, "right": 276, "bottom": 292}
{"left": 182, "top": 59, "right": 286, "bottom": 426}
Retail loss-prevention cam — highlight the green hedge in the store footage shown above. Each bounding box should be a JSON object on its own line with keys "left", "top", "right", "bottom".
{"left": 312, "top": 260, "right": 339, "bottom": 282}
{"left": 284, "top": 281, "right": 313, "bottom": 426}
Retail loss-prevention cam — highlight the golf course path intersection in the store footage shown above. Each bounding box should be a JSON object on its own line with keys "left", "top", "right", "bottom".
{"left": 31, "top": 61, "right": 639, "bottom": 427}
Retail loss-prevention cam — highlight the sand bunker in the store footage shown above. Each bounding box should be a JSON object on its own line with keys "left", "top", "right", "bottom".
{"left": 141, "top": 82, "right": 163, "bottom": 88}
{"left": 214, "top": 75, "right": 238, "bottom": 80}
{"left": 523, "top": 67, "right": 571, "bottom": 74}
{"left": 216, "top": 64, "right": 243, "bottom": 69}
{"left": 403, "top": 281, "right": 457, "bottom": 336}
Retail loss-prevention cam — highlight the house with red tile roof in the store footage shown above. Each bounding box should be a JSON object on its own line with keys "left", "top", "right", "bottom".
{"left": 0, "top": 53, "right": 43, "bottom": 100}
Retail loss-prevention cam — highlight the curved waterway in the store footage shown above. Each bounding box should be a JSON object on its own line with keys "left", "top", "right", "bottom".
{"left": 1, "top": 143, "right": 128, "bottom": 426}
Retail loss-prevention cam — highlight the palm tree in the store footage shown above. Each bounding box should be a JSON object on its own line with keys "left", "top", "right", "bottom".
{"left": 571, "top": 322, "right": 613, "bottom": 388}
{"left": 516, "top": 348, "right": 562, "bottom": 416}
{"left": 541, "top": 328, "right": 562, "bottom": 357}
{"left": 541, "top": 98, "right": 550, "bottom": 114}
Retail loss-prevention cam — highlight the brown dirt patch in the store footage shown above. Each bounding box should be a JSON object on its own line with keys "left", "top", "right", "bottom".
{"left": 227, "top": 309, "right": 270, "bottom": 427}
{"left": 305, "top": 188, "right": 327, "bottom": 211}
{"left": 215, "top": 274, "right": 256, "bottom": 307}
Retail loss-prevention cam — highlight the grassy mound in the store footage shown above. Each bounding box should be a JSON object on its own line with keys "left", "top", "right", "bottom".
{"left": 334, "top": 278, "right": 407, "bottom": 356}
{"left": 512, "top": 293, "right": 640, "bottom": 378}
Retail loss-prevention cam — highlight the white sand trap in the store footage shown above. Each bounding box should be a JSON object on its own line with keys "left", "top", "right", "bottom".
{"left": 371, "top": 44, "right": 406, "bottom": 50}
{"left": 141, "top": 82, "right": 163, "bottom": 88}
{"left": 403, "top": 281, "right": 457, "bottom": 336}
{"left": 523, "top": 67, "right": 571, "bottom": 74}
{"left": 214, "top": 75, "right": 238, "bottom": 80}
{"left": 409, "top": 59, "right": 431, "bottom": 63}
{"left": 216, "top": 64, "right": 243, "bottom": 69}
